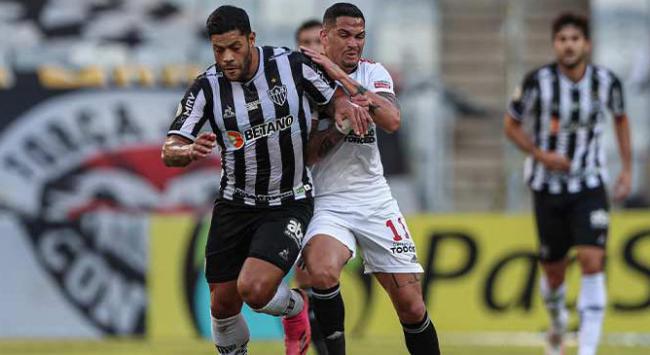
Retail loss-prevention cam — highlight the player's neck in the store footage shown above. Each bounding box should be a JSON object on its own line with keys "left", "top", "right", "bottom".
{"left": 243, "top": 47, "right": 260, "bottom": 82}
{"left": 341, "top": 63, "right": 357, "bottom": 75}
{"left": 558, "top": 61, "right": 588, "bottom": 83}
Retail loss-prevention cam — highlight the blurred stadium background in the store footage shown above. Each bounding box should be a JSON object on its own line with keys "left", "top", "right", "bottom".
{"left": 0, "top": 0, "right": 648, "bottom": 354}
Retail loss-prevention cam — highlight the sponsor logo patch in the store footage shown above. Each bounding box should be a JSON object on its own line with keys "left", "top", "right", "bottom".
{"left": 226, "top": 115, "right": 294, "bottom": 150}
{"left": 226, "top": 131, "right": 245, "bottom": 150}
{"left": 373, "top": 80, "right": 391, "bottom": 89}
{"left": 345, "top": 128, "right": 376, "bottom": 144}
{"left": 284, "top": 219, "right": 304, "bottom": 247}
{"left": 590, "top": 209, "right": 609, "bottom": 229}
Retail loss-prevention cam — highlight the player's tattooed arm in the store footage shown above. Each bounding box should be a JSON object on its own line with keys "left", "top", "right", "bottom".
{"left": 305, "top": 119, "right": 346, "bottom": 166}
{"left": 161, "top": 132, "right": 216, "bottom": 167}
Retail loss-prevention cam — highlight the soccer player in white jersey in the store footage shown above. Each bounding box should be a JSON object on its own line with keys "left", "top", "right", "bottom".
{"left": 299, "top": 3, "right": 440, "bottom": 355}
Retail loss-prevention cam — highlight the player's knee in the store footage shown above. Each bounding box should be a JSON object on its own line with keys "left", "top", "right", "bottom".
{"left": 546, "top": 272, "right": 565, "bottom": 289}
{"left": 576, "top": 249, "right": 605, "bottom": 274}
{"left": 308, "top": 264, "right": 341, "bottom": 289}
{"left": 237, "top": 278, "right": 274, "bottom": 309}
{"left": 210, "top": 294, "right": 241, "bottom": 319}
{"left": 395, "top": 298, "right": 427, "bottom": 324}
{"left": 578, "top": 257, "right": 604, "bottom": 274}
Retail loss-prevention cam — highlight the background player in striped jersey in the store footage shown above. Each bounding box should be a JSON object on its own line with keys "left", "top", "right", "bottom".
{"left": 504, "top": 13, "right": 632, "bottom": 355}
{"left": 299, "top": 3, "right": 440, "bottom": 355}
{"left": 161, "top": 5, "right": 371, "bottom": 355}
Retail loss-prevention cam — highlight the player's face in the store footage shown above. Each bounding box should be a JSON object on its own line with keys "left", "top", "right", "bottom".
{"left": 211, "top": 30, "right": 256, "bottom": 81}
{"left": 322, "top": 16, "right": 365, "bottom": 72}
{"left": 553, "top": 25, "right": 590, "bottom": 69}
{"left": 297, "top": 27, "right": 323, "bottom": 53}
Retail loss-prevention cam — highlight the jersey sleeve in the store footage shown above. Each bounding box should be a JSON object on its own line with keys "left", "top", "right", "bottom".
{"left": 296, "top": 52, "right": 337, "bottom": 106}
{"left": 607, "top": 74, "right": 625, "bottom": 117}
{"left": 368, "top": 63, "right": 395, "bottom": 95}
{"left": 507, "top": 72, "right": 539, "bottom": 122}
{"left": 167, "top": 77, "right": 209, "bottom": 141}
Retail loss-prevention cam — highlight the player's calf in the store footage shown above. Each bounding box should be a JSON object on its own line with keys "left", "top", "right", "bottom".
{"left": 209, "top": 282, "right": 249, "bottom": 355}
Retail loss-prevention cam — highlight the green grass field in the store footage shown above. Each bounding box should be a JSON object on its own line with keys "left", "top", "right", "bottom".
{"left": 0, "top": 338, "right": 648, "bottom": 355}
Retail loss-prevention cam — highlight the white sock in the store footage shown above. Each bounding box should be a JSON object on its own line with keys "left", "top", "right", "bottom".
{"left": 578, "top": 273, "right": 606, "bottom": 355}
{"left": 540, "top": 275, "right": 568, "bottom": 330}
{"left": 253, "top": 282, "right": 304, "bottom": 318}
{"left": 211, "top": 313, "right": 249, "bottom": 355}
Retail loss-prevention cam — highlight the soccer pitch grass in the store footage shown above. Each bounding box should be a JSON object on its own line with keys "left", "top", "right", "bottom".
{"left": 0, "top": 338, "right": 648, "bottom": 355}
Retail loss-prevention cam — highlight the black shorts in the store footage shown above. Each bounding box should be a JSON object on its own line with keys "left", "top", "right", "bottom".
{"left": 204, "top": 198, "right": 313, "bottom": 283}
{"left": 533, "top": 186, "right": 609, "bottom": 262}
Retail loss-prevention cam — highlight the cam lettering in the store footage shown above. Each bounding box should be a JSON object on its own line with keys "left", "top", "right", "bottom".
{"left": 3, "top": 103, "right": 143, "bottom": 181}
{"left": 37, "top": 227, "right": 145, "bottom": 334}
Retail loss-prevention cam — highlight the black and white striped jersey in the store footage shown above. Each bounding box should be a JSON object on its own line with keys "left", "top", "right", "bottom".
{"left": 508, "top": 63, "right": 625, "bottom": 194}
{"left": 168, "top": 46, "right": 336, "bottom": 206}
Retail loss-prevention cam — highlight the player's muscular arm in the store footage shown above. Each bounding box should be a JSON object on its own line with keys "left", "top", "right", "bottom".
{"left": 300, "top": 46, "right": 400, "bottom": 133}
{"left": 354, "top": 89, "right": 401, "bottom": 133}
{"left": 306, "top": 119, "right": 346, "bottom": 166}
{"left": 504, "top": 114, "right": 570, "bottom": 172}
{"left": 161, "top": 132, "right": 216, "bottom": 167}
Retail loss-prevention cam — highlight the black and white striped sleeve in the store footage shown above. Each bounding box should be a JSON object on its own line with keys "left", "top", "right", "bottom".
{"left": 167, "top": 77, "right": 209, "bottom": 141}
{"left": 607, "top": 74, "right": 626, "bottom": 118}
{"left": 507, "top": 71, "right": 538, "bottom": 122}
{"left": 295, "top": 52, "right": 337, "bottom": 106}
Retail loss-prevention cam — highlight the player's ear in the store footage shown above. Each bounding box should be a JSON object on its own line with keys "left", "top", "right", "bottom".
{"left": 319, "top": 28, "right": 328, "bottom": 45}
{"left": 248, "top": 32, "right": 256, "bottom": 47}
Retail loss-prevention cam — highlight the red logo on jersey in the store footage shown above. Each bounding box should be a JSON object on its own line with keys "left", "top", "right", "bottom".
{"left": 373, "top": 80, "right": 391, "bottom": 89}
{"left": 226, "top": 131, "right": 245, "bottom": 149}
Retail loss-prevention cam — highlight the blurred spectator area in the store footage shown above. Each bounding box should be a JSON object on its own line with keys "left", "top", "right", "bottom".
{"left": 1, "top": 0, "right": 647, "bottom": 212}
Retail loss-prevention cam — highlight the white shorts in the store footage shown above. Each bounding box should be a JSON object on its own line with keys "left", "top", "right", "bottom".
{"left": 303, "top": 197, "right": 424, "bottom": 274}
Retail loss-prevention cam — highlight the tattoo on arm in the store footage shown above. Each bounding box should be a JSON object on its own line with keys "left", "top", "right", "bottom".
{"left": 377, "top": 92, "right": 400, "bottom": 110}
{"left": 307, "top": 123, "right": 345, "bottom": 165}
{"left": 161, "top": 136, "right": 192, "bottom": 167}
{"left": 317, "top": 126, "right": 345, "bottom": 158}
{"left": 391, "top": 273, "right": 421, "bottom": 289}
{"left": 355, "top": 84, "right": 368, "bottom": 95}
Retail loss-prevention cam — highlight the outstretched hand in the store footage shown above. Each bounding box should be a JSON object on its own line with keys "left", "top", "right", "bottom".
{"left": 300, "top": 46, "right": 347, "bottom": 82}
{"left": 189, "top": 132, "right": 217, "bottom": 161}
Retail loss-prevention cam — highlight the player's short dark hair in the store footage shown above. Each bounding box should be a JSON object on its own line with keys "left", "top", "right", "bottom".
{"left": 323, "top": 3, "right": 365, "bottom": 27}
{"left": 295, "top": 19, "right": 322, "bottom": 43}
{"left": 552, "top": 12, "right": 590, "bottom": 40}
{"left": 206, "top": 5, "right": 251, "bottom": 36}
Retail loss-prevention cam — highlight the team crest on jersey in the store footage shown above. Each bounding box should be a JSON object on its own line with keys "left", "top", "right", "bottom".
{"left": 226, "top": 131, "right": 245, "bottom": 149}
{"left": 268, "top": 84, "right": 288, "bottom": 106}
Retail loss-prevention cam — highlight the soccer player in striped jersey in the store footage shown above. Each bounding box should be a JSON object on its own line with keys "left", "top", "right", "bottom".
{"left": 161, "top": 5, "right": 371, "bottom": 355}
{"left": 299, "top": 3, "right": 440, "bottom": 355}
{"left": 504, "top": 12, "right": 632, "bottom": 355}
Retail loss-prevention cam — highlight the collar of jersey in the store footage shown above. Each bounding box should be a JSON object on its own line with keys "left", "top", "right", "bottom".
{"left": 557, "top": 63, "right": 592, "bottom": 87}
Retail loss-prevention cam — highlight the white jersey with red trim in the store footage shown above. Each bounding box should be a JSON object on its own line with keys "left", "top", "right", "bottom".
{"left": 310, "top": 59, "right": 395, "bottom": 208}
